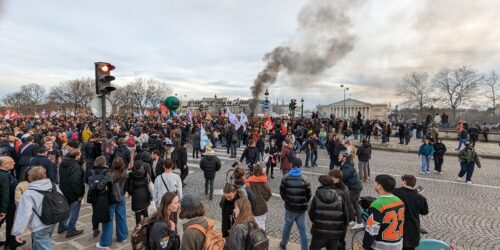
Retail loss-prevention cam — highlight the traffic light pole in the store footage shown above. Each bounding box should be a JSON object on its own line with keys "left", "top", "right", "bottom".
{"left": 101, "top": 93, "right": 107, "bottom": 155}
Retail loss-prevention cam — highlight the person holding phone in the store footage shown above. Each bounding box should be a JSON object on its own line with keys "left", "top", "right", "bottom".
{"left": 393, "top": 175, "right": 429, "bottom": 250}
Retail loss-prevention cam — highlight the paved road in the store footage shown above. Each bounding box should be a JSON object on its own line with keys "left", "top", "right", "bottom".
{"left": 2, "top": 145, "right": 500, "bottom": 249}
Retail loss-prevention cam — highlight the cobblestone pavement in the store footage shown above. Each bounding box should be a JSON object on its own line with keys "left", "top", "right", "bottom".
{"left": 357, "top": 136, "right": 500, "bottom": 159}
{"left": 2, "top": 145, "right": 500, "bottom": 249}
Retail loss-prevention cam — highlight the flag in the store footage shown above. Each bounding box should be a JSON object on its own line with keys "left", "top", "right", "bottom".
{"left": 226, "top": 108, "right": 241, "bottom": 130}
{"left": 173, "top": 111, "right": 181, "bottom": 121}
{"left": 281, "top": 123, "right": 287, "bottom": 136}
{"left": 200, "top": 125, "right": 210, "bottom": 150}
{"left": 50, "top": 111, "right": 58, "bottom": 118}
{"left": 264, "top": 116, "right": 274, "bottom": 131}
{"left": 187, "top": 110, "right": 193, "bottom": 124}
{"left": 205, "top": 111, "right": 213, "bottom": 120}
{"left": 10, "top": 111, "right": 19, "bottom": 119}
{"left": 160, "top": 103, "right": 169, "bottom": 118}
{"left": 239, "top": 112, "right": 248, "bottom": 126}
{"left": 40, "top": 110, "right": 46, "bottom": 117}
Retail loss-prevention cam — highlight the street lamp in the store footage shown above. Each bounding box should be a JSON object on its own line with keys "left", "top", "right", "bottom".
{"left": 340, "top": 84, "right": 349, "bottom": 119}
{"left": 301, "top": 97, "right": 304, "bottom": 118}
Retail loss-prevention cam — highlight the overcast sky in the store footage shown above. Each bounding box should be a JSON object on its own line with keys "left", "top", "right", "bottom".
{"left": 0, "top": 0, "right": 499, "bottom": 109}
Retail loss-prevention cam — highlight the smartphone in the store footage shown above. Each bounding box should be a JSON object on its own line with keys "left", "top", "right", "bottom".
{"left": 416, "top": 185, "right": 424, "bottom": 193}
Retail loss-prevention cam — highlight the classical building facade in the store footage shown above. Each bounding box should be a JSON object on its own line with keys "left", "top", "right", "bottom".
{"left": 317, "top": 98, "right": 389, "bottom": 120}
{"left": 180, "top": 96, "right": 289, "bottom": 116}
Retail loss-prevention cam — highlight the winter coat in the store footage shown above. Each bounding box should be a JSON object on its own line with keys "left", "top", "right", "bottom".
{"left": 180, "top": 217, "right": 209, "bottom": 250}
{"left": 245, "top": 175, "right": 272, "bottom": 216}
{"left": 191, "top": 133, "right": 201, "bottom": 149}
{"left": 88, "top": 165, "right": 113, "bottom": 223}
{"left": 126, "top": 167, "right": 151, "bottom": 212}
{"left": 256, "top": 138, "right": 265, "bottom": 153}
{"left": 175, "top": 146, "right": 188, "bottom": 171}
{"left": 356, "top": 142, "right": 371, "bottom": 162}
{"left": 308, "top": 185, "right": 349, "bottom": 240}
{"left": 154, "top": 172, "right": 183, "bottom": 205}
{"left": 12, "top": 179, "right": 63, "bottom": 235}
{"left": 418, "top": 144, "right": 434, "bottom": 156}
{"left": 458, "top": 149, "right": 481, "bottom": 167}
{"left": 279, "top": 144, "right": 293, "bottom": 170}
{"left": 149, "top": 219, "right": 179, "bottom": 250}
{"left": 0, "top": 169, "right": 10, "bottom": 214}
{"left": 240, "top": 146, "right": 259, "bottom": 166}
{"left": 393, "top": 187, "right": 429, "bottom": 248}
{"left": 28, "top": 155, "right": 58, "bottom": 184}
{"left": 224, "top": 222, "right": 255, "bottom": 250}
{"left": 59, "top": 157, "right": 85, "bottom": 203}
{"left": 333, "top": 181, "right": 355, "bottom": 223}
{"left": 280, "top": 168, "right": 312, "bottom": 213}
{"left": 340, "top": 162, "right": 363, "bottom": 191}
{"left": 137, "top": 150, "right": 154, "bottom": 179}
{"left": 433, "top": 143, "right": 447, "bottom": 156}
{"left": 18, "top": 142, "right": 38, "bottom": 166}
{"left": 199, "top": 155, "right": 221, "bottom": 179}
{"left": 111, "top": 144, "right": 131, "bottom": 166}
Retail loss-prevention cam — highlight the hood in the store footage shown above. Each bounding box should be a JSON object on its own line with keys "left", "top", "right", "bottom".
{"left": 60, "top": 157, "right": 78, "bottom": 168}
{"left": 131, "top": 167, "right": 146, "bottom": 178}
{"left": 245, "top": 174, "right": 267, "bottom": 185}
{"left": 315, "top": 186, "right": 339, "bottom": 204}
{"left": 334, "top": 181, "right": 347, "bottom": 190}
{"left": 29, "top": 178, "right": 53, "bottom": 190}
{"left": 141, "top": 151, "right": 152, "bottom": 162}
{"left": 289, "top": 167, "right": 302, "bottom": 177}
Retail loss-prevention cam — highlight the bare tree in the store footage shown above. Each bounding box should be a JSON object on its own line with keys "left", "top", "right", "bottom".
{"left": 144, "top": 78, "right": 172, "bottom": 109}
{"left": 19, "top": 83, "right": 46, "bottom": 113}
{"left": 433, "top": 66, "right": 484, "bottom": 122}
{"left": 49, "top": 78, "right": 94, "bottom": 113}
{"left": 2, "top": 92, "right": 29, "bottom": 113}
{"left": 397, "top": 72, "right": 435, "bottom": 120}
{"left": 108, "top": 85, "right": 129, "bottom": 114}
{"left": 484, "top": 71, "right": 499, "bottom": 120}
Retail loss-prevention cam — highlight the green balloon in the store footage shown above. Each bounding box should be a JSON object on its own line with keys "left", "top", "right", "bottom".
{"left": 163, "top": 96, "right": 180, "bottom": 111}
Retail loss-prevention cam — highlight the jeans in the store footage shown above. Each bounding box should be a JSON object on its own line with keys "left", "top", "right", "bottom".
{"left": 100, "top": 195, "right": 128, "bottom": 247}
{"left": 456, "top": 139, "right": 467, "bottom": 150}
{"left": 458, "top": 162, "right": 475, "bottom": 182}
{"left": 420, "top": 155, "right": 431, "bottom": 172}
{"left": 205, "top": 177, "right": 214, "bottom": 198}
{"left": 310, "top": 237, "right": 340, "bottom": 250}
{"left": 32, "top": 225, "right": 54, "bottom": 250}
{"left": 230, "top": 143, "right": 237, "bottom": 158}
{"left": 412, "top": 129, "right": 417, "bottom": 140}
{"left": 305, "top": 150, "right": 318, "bottom": 166}
{"left": 222, "top": 136, "right": 226, "bottom": 147}
{"left": 58, "top": 200, "right": 81, "bottom": 235}
{"left": 281, "top": 210, "right": 308, "bottom": 250}
{"left": 349, "top": 189, "right": 362, "bottom": 223}
{"left": 319, "top": 137, "right": 326, "bottom": 149}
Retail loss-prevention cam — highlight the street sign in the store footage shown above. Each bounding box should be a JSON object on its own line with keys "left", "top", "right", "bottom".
{"left": 263, "top": 103, "right": 269, "bottom": 109}
{"left": 90, "top": 96, "right": 112, "bottom": 118}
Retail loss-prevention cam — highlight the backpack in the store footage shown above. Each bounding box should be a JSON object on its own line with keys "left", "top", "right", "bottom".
{"left": 187, "top": 219, "right": 225, "bottom": 250}
{"left": 245, "top": 223, "right": 269, "bottom": 250}
{"left": 231, "top": 133, "right": 238, "bottom": 143}
{"left": 111, "top": 178, "right": 126, "bottom": 204}
{"left": 131, "top": 218, "right": 154, "bottom": 250}
{"left": 71, "top": 131, "right": 79, "bottom": 141}
{"left": 127, "top": 135, "right": 136, "bottom": 147}
{"left": 87, "top": 169, "right": 112, "bottom": 204}
{"left": 31, "top": 183, "right": 70, "bottom": 225}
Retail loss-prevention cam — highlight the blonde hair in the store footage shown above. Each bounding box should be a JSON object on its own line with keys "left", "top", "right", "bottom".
{"left": 28, "top": 166, "right": 47, "bottom": 182}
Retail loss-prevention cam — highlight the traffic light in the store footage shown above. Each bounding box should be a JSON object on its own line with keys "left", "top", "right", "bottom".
{"left": 95, "top": 62, "right": 116, "bottom": 94}
{"left": 289, "top": 99, "right": 297, "bottom": 110}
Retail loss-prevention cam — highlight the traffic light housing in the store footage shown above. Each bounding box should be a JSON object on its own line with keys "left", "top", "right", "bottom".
{"left": 289, "top": 99, "right": 297, "bottom": 110}
{"left": 95, "top": 62, "right": 116, "bottom": 94}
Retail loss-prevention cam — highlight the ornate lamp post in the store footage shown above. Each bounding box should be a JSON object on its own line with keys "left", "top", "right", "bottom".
{"left": 340, "top": 84, "right": 349, "bottom": 119}
{"left": 301, "top": 97, "right": 304, "bottom": 118}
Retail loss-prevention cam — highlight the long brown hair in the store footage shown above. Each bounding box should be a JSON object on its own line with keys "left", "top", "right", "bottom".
{"left": 157, "top": 192, "right": 178, "bottom": 225}
{"left": 111, "top": 158, "right": 126, "bottom": 181}
{"left": 231, "top": 198, "right": 257, "bottom": 232}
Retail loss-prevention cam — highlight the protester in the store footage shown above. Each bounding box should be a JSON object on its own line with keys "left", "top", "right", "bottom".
{"left": 87, "top": 156, "right": 112, "bottom": 239}
{"left": 151, "top": 149, "right": 164, "bottom": 179}
{"left": 148, "top": 192, "right": 180, "bottom": 250}
{"left": 418, "top": 139, "right": 434, "bottom": 175}
{"left": 16, "top": 136, "right": 38, "bottom": 181}
{"left": 199, "top": 144, "right": 221, "bottom": 200}
{"left": 308, "top": 175, "right": 349, "bottom": 250}
{"left": 179, "top": 194, "right": 210, "bottom": 250}
{"left": 433, "top": 138, "right": 447, "bottom": 174}
{"left": 191, "top": 128, "right": 201, "bottom": 159}
{"left": 154, "top": 159, "right": 183, "bottom": 206}
{"left": 264, "top": 142, "right": 278, "bottom": 179}
{"left": 110, "top": 138, "right": 131, "bottom": 168}
{"left": 393, "top": 175, "right": 429, "bottom": 250}
{"left": 127, "top": 161, "right": 152, "bottom": 225}
{"left": 175, "top": 141, "right": 188, "bottom": 186}
{"left": 279, "top": 158, "right": 311, "bottom": 250}
{"left": 363, "top": 174, "right": 405, "bottom": 250}
{"left": 58, "top": 150, "right": 85, "bottom": 238}
{"left": 338, "top": 150, "right": 364, "bottom": 230}
{"left": 0, "top": 156, "right": 17, "bottom": 249}
{"left": 244, "top": 164, "right": 271, "bottom": 231}
{"left": 457, "top": 143, "right": 481, "bottom": 184}
{"left": 279, "top": 138, "right": 294, "bottom": 175}
{"left": 220, "top": 183, "right": 240, "bottom": 237}
{"left": 239, "top": 139, "right": 259, "bottom": 172}
{"left": 356, "top": 139, "right": 372, "bottom": 183}
{"left": 12, "top": 167, "right": 62, "bottom": 250}
{"left": 224, "top": 198, "right": 262, "bottom": 249}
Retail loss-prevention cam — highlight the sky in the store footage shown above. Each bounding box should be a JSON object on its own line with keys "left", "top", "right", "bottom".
{"left": 0, "top": 0, "right": 499, "bottom": 110}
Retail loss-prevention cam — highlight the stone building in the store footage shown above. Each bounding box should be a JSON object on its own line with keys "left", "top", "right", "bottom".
{"left": 316, "top": 98, "right": 389, "bottom": 120}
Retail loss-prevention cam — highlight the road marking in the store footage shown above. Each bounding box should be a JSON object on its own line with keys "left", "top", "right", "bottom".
{"left": 213, "top": 189, "right": 281, "bottom": 198}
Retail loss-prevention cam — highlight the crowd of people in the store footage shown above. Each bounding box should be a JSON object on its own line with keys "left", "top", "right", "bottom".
{"left": 0, "top": 111, "right": 486, "bottom": 250}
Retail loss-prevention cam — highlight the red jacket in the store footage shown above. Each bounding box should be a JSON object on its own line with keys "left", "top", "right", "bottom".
{"left": 280, "top": 144, "right": 293, "bottom": 170}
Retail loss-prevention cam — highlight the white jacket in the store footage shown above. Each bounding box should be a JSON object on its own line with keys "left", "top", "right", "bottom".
{"left": 12, "top": 179, "right": 62, "bottom": 235}
{"left": 153, "top": 172, "right": 183, "bottom": 205}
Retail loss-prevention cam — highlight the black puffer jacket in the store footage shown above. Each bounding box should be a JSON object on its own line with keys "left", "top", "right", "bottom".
{"left": 356, "top": 142, "right": 372, "bottom": 161}
{"left": 126, "top": 167, "right": 151, "bottom": 212}
{"left": 59, "top": 157, "right": 85, "bottom": 203}
{"left": 199, "top": 155, "right": 221, "bottom": 179}
{"left": 279, "top": 168, "right": 312, "bottom": 213}
{"left": 308, "top": 185, "right": 349, "bottom": 240}
{"left": 137, "top": 151, "right": 154, "bottom": 179}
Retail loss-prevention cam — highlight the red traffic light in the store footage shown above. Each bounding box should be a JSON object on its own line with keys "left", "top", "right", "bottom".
{"left": 99, "top": 64, "right": 115, "bottom": 73}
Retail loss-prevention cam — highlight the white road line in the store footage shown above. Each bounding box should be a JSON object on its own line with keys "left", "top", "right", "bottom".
{"left": 213, "top": 189, "right": 281, "bottom": 198}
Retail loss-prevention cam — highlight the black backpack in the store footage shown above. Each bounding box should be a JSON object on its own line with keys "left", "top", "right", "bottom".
{"left": 111, "top": 178, "right": 126, "bottom": 204}
{"left": 32, "top": 183, "right": 70, "bottom": 225}
{"left": 245, "top": 223, "right": 269, "bottom": 250}
{"left": 87, "top": 169, "right": 112, "bottom": 204}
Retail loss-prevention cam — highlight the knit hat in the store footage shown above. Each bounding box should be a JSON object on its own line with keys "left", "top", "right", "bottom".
{"left": 181, "top": 194, "right": 202, "bottom": 208}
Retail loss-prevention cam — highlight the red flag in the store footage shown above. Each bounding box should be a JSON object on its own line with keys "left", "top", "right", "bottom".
{"left": 205, "top": 111, "right": 213, "bottom": 120}
{"left": 11, "top": 111, "right": 19, "bottom": 119}
{"left": 160, "top": 103, "right": 169, "bottom": 118}
{"left": 281, "top": 123, "right": 287, "bottom": 136}
{"left": 264, "top": 116, "right": 274, "bottom": 131}
{"left": 4, "top": 109, "right": 11, "bottom": 116}
{"left": 0, "top": 113, "right": 4, "bottom": 119}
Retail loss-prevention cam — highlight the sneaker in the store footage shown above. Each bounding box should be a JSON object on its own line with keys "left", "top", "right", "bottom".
{"left": 349, "top": 221, "right": 356, "bottom": 227}
{"left": 419, "top": 171, "right": 425, "bottom": 175}
{"left": 456, "top": 177, "right": 463, "bottom": 181}
{"left": 425, "top": 171, "right": 430, "bottom": 174}
{"left": 96, "top": 243, "right": 109, "bottom": 249}
{"left": 351, "top": 223, "right": 364, "bottom": 230}
{"left": 467, "top": 181, "right": 472, "bottom": 185}
{"left": 66, "top": 229, "right": 84, "bottom": 238}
